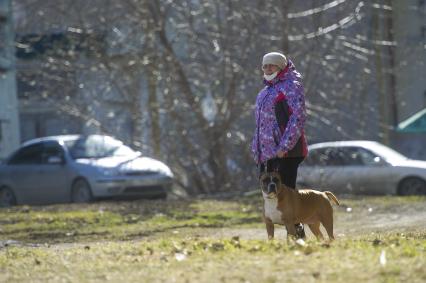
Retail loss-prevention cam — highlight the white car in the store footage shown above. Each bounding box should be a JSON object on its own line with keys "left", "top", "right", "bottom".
{"left": 298, "top": 141, "right": 426, "bottom": 195}
{"left": 0, "top": 135, "right": 174, "bottom": 206}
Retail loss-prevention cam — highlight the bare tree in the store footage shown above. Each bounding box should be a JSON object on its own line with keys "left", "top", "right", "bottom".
{"left": 13, "top": 0, "right": 421, "bottom": 194}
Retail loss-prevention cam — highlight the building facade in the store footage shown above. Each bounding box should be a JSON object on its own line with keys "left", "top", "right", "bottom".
{"left": 393, "top": 0, "right": 426, "bottom": 121}
{"left": 0, "top": 0, "right": 20, "bottom": 160}
{"left": 389, "top": 0, "right": 426, "bottom": 159}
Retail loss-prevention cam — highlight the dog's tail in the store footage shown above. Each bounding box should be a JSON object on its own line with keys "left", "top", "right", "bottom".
{"left": 325, "top": 191, "right": 340, "bottom": 206}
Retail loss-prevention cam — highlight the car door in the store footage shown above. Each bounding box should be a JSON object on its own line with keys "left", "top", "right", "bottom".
{"left": 350, "top": 147, "right": 393, "bottom": 194}
{"left": 298, "top": 147, "right": 348, "bottom": 192}
{"left": 332, "top": 147, "right": 393, "bottom": 194}
{"left": 6, "top": 142, "right": 70, "bottom": 204}
{"left": 38, "top": 142, "right": 70, "bottom": 203}
{"left": 6, "top": 143, "right": 45, "bottom": 204}
{"left": 330, "top": 147, "right": 367, "bottom": 194}
{"left": 319, "top": 147, "right": 357, "bottom": 193}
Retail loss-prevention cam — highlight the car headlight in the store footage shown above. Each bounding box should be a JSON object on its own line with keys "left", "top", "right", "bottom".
{"left": 158, "top": 164, "right": 173, "bottom": 178}
{"left": 163, "top": 167, "right": 173, "bottom": 178}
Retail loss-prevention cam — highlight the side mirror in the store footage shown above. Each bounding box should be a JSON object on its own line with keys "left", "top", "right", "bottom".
{"left": 373, "top": 156, "right": 387, "bottom": 166}
{"left": 47, "top": 156, "right": 65, "bottom": 165}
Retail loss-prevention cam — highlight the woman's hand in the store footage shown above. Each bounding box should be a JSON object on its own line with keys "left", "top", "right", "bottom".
{"left": 277, "top": 150, "right": 286, "bottom": 158}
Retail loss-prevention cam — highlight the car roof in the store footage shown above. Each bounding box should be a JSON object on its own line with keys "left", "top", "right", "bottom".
{"left": 22, "top": 135, "right": 80, "bottom": 146}
{"left": 21, "top": 134, "right": 123, "bottom": 148}
{"left": 308, "top": 140, "right": 383, "bottom": 150}
{"left": 307, "top": 140, "right": 410, "bottom": 163}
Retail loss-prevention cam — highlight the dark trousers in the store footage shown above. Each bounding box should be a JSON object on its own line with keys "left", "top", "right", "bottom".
{"left": 259, "top": 157, "right": 304, "bottom": 189}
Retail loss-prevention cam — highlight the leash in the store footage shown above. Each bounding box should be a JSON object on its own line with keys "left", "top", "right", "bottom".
{"left": 258, "top": 160, "right": 268, "bottom": 180}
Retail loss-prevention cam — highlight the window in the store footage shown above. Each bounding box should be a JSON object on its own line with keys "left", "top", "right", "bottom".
{"left": 304, "top": 147, "right": 337, "bottom": 166}
{"left": 64, "top": 135, "right": 135, "bottom": 159}
{"left": 41, "top": 142, "right": 64, "bottom": 164}
{"left": 325, "top": 148, "right": 349, "bottom": 166}
{"left": 339, "top": 147, "right": 378, "bottom": 166}
{"left": 334, "top": 147, "right": 383, "bottom": 166}
{"left": 356, "top": 148, "right": 383, "bottom": 166}
{"left": 8, "top": 143, "right": 43, "bottom": 165}
{"left": 334, "top": 147, "right": 363, "bottom": 166}
{"left": 304, "top": 146, "right": 383, "bottom": 167}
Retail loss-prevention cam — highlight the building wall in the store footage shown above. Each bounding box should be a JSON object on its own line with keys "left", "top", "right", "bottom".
{"left": 18, "top": 100, "right": 82, "bottom": 142}
{"left": 393, "top": 0, "right": 426, "bottom": 121}
{"left": 0, "top": 0, "right": 20, "bottom": 160}
{"left": 387, "top": 1, "right": 426, "bottom": 159}
{"left": 391, "top": 131, "right": 426, "bottom": 160}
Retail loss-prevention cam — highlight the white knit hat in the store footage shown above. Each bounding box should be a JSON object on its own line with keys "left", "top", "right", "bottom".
{"left": 262, "top": 52, "right": 287, "bottom": 69}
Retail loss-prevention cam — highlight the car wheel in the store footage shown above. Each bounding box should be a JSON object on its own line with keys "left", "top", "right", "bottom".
{"left": 397, "top": 177, "right": 426, "bottom": 196}
{"left": 150, "top": 192, "right": 168, "bottom": 200}
{"left": 71, "top": 179, "right": 93, "bottom": 203}
{"left": 0, "top": 187, "right": 17, "bottom": 207}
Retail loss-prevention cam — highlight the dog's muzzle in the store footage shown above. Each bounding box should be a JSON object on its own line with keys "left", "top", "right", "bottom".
{"left": 267, "top": 183, "right": 277, "bottom": 194}
{"left": 262, "top": 182, "right": 278, "bottom": 198}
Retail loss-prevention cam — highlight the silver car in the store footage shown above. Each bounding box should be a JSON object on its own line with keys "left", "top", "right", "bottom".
{"left": 298, "top": 141, "right": 426, "bottom": 195}
{"left": 0, "top": 135, "right": 174, "bottom": 206}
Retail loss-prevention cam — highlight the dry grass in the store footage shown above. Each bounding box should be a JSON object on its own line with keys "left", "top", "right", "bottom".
{"left": 0, "top": 195, "right": 425, "bottom": 282}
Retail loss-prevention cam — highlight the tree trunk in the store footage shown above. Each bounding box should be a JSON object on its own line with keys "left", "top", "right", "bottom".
{"left": 147, "top": 61, "right": 161, "bottom": 157}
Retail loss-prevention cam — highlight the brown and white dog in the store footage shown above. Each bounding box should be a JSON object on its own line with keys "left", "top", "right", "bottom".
{"left": 260, "top": 172, "right": 340, "bottom": 240}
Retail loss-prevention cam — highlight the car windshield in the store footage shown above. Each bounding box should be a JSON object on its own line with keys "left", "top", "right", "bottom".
{"left": 64, "top": 136, "right": 137, "bottom": 159}
{"left": 370, "top": 143, "right": 408, "bottom": 162}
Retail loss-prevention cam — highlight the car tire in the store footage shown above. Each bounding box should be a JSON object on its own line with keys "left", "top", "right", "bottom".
{"left": 150, "top": 192, "right": 167, "bottom": 200}
{"left": 397, "top": 177, "right": 426, "bottom": 196}
{"left": 71, "top": 179, "right": 94, "bottom": 203}
{"left": 0, "top": 187, "right": 17, "bottom": 207}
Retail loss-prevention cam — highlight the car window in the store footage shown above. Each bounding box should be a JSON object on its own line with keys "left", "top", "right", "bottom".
{"left": 372, "top": 143, "right": 407, "bottom": 162}
{"left": 42, "top": 142, "right": 64, "bottom": 164}
{"left": 305, "top": 147, "right": 371, "bottom": 166}
{"left": 334, "top": 147, "right": 386, "bottom": 166}
{"left": 321, "top": 148, "right": 341, "bottom": 166}
{"left": 304, "top": 147, "right": 334, "bottom": 166}
{"left": 64, "top": 136, "right": 136, "bottom": 159}
{"left": 356, "top": 148, "right": 384, "bottom": 165}
{"left": 303, "top": 149, "right": 319, "bottom": 166}
{"left": 8, "top": 143, "right": 44, "bottom": 165}
{"left": 306, "top": 145, "right": 390, "bottom": 167}
{"left": 335, "top": 147, "right": 364, "bottom": 166}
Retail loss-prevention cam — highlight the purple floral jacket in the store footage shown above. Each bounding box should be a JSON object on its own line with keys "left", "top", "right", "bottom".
{"left": 251, "top": 60, "right": 308, "bottom": 164}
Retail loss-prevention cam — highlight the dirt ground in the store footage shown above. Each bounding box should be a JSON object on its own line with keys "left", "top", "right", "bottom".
{"left": 192, "top": 196, "right": 426, "bottom": 241}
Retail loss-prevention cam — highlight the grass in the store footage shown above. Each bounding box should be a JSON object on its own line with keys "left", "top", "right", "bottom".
{"left": 0, "top": 199, "right": 261, "bottom": 243}
{"left": 0, "top": 195, "right": 425, "bottom": 282}
{"left": 1, "top": 232, "right": 425, "bottom": 282}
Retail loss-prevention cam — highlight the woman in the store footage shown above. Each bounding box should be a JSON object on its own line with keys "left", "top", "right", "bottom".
{"left": 251, "top": 52, "right": 308, "bottom": 238}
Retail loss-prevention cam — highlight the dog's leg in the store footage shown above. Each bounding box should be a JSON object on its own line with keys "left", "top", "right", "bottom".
{"left": 320, "top": 214, "right": 335, "bottom": 241}
{"left": 265, "top": 218, "right": 275, "bottom": 240}
{"left": 308, "top": 222, "right": 324, "bottom": 240}
{"left": 284, "top": 222, "right": 297, "bottom": 239}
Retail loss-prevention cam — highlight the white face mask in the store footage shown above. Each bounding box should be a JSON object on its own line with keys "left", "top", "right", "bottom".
{"left": 263, "top": 71, "right": 278, "bottom": 81}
